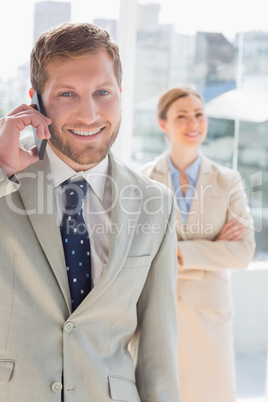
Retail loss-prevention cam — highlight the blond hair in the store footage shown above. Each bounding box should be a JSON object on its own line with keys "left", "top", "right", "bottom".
{"left": 157, "top": 86, "right": 204, "bottom": 120}
{"left": 30, "top": 22, "right": 122, "bottom": 93}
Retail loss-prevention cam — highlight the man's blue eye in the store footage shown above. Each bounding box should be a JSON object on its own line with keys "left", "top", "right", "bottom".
{"left": 61, "top": 92, "right": 71, "bottom": 97}
{"left": 98, "top": 90, "right": 108, "bottom": 95}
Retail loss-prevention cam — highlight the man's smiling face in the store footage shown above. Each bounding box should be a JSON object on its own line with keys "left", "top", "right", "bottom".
{"left": 39, "top": 51, "right": 122, "bottom": 171}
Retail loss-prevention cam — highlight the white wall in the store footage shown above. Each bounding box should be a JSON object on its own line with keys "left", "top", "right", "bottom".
{"left": 232, "top": 266, "right": 268, "bottom": 353}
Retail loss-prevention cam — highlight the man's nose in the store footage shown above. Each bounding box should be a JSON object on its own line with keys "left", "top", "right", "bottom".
{"left": 75, "top": 97, "right": 100, "bottom": 124}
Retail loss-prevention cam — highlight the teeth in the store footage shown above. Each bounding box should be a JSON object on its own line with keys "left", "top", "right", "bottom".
{"left": 72, "top": 129, "right": 101, "bottom": 136}
{"left": 188, "top": 132, "right": 199, "bottom": 137}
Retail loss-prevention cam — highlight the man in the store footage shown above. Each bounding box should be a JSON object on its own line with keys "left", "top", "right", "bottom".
{"left": 0, "top": 23, "right": 180, "bottom": 401}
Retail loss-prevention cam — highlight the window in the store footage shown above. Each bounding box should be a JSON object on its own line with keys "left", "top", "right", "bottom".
{"left": 128, "top": 0, "right": 268, "bottom": 264}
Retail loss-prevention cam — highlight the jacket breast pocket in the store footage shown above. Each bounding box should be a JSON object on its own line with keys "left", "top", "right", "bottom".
{"left": 108, "top": 375, "right": 141, "bottom": 402}
{"left": 123, "top": 255, "right": 151, "bottom": 269}
{"left": 0, "top": 359, "right": 15, "bottom": 384}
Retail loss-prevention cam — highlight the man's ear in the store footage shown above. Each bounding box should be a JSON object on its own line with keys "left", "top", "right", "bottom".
{"left": 29, "top": 88, "right": 35, "bottom": 100}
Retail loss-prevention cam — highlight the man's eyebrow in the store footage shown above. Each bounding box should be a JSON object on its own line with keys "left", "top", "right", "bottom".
{"left": 52, "top": 81, "right": 117, "bottom": 89}
{"left": 53, "top": 84, "right": 76, "bottom": 90}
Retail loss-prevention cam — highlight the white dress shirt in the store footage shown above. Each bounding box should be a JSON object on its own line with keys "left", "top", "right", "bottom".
{"left": 46, "top": 144, "right": 112, "bottom": 287}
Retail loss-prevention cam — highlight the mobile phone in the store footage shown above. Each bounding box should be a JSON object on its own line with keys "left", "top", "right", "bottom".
{"left": 31, "top": 92, "right": 48, "bottom": 160}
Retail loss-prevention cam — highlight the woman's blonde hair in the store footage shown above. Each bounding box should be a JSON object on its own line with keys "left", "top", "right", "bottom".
{"left": 157, "top": 86, "right": 204, "bottom": 120}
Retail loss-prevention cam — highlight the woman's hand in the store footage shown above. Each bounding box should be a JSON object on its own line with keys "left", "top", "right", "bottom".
{"left": 215, "top": 219, "right": 246, "bottom": 241}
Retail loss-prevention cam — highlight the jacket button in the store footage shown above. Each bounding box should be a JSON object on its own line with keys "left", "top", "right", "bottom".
{"left": 51, "top": 382, "right": 63, "bottom": 393}
{"left": 64, "top": 321, "right": 74, "bottom": 333}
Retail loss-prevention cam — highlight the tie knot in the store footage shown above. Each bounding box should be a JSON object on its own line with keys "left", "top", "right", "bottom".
{"left": 61, "top": 179, "right": 89, "bottom": 211}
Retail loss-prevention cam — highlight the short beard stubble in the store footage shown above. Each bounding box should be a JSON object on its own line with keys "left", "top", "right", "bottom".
{"left": 48, "top": 118, "right": 121, "bottom": 167}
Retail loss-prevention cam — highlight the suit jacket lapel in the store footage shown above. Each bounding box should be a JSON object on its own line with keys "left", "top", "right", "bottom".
{"left": 16, "top": 152, "right": 145, "bottom": 314}
{"left": 186, "top": 155, "right": 216, "bottom": 239}
{"left": 147, "top": 152, "right": 186, "bottom": 237}
{"left": 17, "top": 155, "right": 71, "bottom": 312}
{"left": 72, "top": 153, "right": 144, "bottom": 313}
{"left": 146, "top": 152, "right": 218, "bottom": 241}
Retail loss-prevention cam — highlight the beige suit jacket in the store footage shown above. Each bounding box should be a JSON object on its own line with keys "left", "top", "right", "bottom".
{"left": 140, "top": 152, "right": 256, "bottom": 313}
{"left": 0, "top": 152, "right": 181, "bottom": 401}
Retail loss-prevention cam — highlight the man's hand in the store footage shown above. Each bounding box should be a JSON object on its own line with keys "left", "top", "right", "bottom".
{"left": 215, "top": 219, "right": 246, "bottom": 241}
{"left": 0, "top": 104, "right": 51, "bottom": 178}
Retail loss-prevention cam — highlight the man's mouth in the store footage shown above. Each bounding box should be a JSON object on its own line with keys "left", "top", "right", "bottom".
{"left": 70, "top": 128, "right": 102, "bottom": 136}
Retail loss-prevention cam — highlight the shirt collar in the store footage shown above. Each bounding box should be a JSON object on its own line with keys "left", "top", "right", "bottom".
{"left": 167, "top": 153, "right": 201, "bottom": 183}
{"left": 46, "top": 144, "right": 108, "bottom": 202}
{"left": 186, "top": 155, "right": 201, "bottom": 183}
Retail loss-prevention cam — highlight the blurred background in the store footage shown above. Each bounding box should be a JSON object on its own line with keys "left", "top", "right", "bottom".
{"left": 0, "top": 1, "right": 267, "bottom": 400}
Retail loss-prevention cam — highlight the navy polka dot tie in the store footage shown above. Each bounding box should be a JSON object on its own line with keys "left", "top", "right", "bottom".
{"left": 60, "top": 179, "right": 91, "bottom": 311}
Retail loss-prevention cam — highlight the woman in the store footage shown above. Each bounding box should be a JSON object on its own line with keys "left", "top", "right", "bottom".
{"left": 140, "top": 86, "right": 256, "bottom": 402}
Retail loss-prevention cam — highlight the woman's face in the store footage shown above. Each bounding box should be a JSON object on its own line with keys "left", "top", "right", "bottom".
{"left": 159, "top": 94, "right": 208, "bottom": 149}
